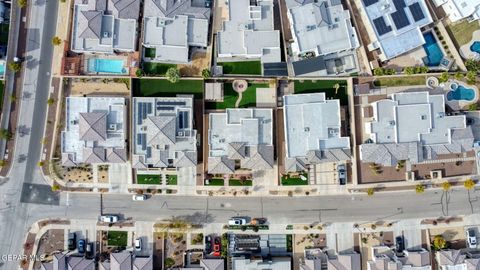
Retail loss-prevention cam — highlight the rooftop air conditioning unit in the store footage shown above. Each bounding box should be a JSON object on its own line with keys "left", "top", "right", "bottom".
{"left": 109, "top": 124, "right": 116, "bottom": 131}
{"left": 178, "top": 131, "right": 184, "bottom": 136}
{"left": 103, "top": 32, "right": 109, "bottom": 38}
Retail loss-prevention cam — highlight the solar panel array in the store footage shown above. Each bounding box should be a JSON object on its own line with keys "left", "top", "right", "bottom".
{"left": 409, "top": 2, "right": 425, "bottom": 22}
{"left": 137, "top": 102, "right": 152, "bottom": 125}
{"left": 363, "top": 0, "right": 379, "bottom": 7}
{"left": 373, "top": 17, "right": 392, "bottom": 36}
{"left": 137, "top": 133, "right": 147, "bottom": 151}
{"left": 391, "top": 10, "right": 410, "bottom": 30}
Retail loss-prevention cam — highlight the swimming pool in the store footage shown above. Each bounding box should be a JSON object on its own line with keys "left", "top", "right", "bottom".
{"left": 88, "top": 58, "right": 126, "bottom": 74}
{"left": 0, "top": 63, "right": 5, "bottom": 75}
{"left": 471, "top": 41, "right": 480, "bottom": 53}
{"left": 446, "top": 84, "right": 476, "bottom": 101}
{"left": 422, "top": 32, "right": 444, "bottom": 67}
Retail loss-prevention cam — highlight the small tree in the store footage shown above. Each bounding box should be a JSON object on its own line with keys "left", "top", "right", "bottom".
{"left": 51, "top": 184, "right": 60, "bottom": 192}
{"left": 442, "top": 181, "right": 451, "bottom": 192}
{"left": 367, "top": 188, "right": 375, "bottom": 196}
{"left": 432, "top": 235, "right": 447, "bottom": 250}
{"left": 47, "top": 98, "right": 55, "bottom": 105}
{"left": 464, "top": 178, "right": 476, "bottom": 190}
{"left": 466, "top": 70, "right": 477, "bottom": 84}
{"left": 0, "top": 129, "right": 11, "bottom": 140}
{"left": 9, "top": 94, "right": 16, "bottom": 102}
{"left": 415, "top": 184, "right": 425, "bottom": 194}
{"left": 51, "top": 36, "right": 62, "bottom": 46}
{"left": 201, "top": 68, "right": 211, "bottom": 79}
{"left": 469, "top": 103, "right": 478, "bottom": 111}
{"left": 135, "top": 68, "right": 144, "bottom": 78}
{"left": 404, "top": 66, "right": 415, "bottom": 75}
{"left": 454, "top": 72, "right": 464, "bottom": 80}
{"left": 373, "top": 68, "right": 384, "bottom": 76}
{"left": 439, "top": 72, "right": 449, "bottom": 83}
{"left": 37, "top": 161, "right": 45, "bottom": 167}
{"left": 8, "top": 62, "right": 21, "bottom": 73}
{"left": 166, "top": 67, "right": 180, "bottom": 83}
{"left": 18, "top": 0, "right": 27, "bottom": 8}
{"left": 164, "top": 258, "right": 175, "bottom": 269}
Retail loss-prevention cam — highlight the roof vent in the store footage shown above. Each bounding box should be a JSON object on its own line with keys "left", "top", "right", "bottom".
{"left": 304, "top": 127, "right": 310, "bottom": 132}
{"left": 103, "top": 32, "right": 110, "bottom": 38}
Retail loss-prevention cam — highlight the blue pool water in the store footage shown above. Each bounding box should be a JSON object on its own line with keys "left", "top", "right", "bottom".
{"left": 422, "top": 32, "right": 444, "bottom": 67}
{"left": 0, "top": 63, "right": 5, "bottom": 75}
{"left": 88, "top": 58, "right": 126, "bottom": 74}
{"left": 471, "top": 41, "right": 480, "bottom": 53}
{"left": 447, "top": 84, "right": 476, "bottom": 101}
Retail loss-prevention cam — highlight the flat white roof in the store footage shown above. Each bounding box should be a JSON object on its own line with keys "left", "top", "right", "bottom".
{"left": 217, "top": 0, "right": 280, "bottom": 62}
{"left": 283, "top": 93, "right": 350, "bottom": 158}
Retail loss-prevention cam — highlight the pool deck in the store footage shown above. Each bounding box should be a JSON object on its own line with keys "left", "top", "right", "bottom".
{"left": 444, "top": 80, "right": 479, "bottom": 111}
{"left": 460, "top": 28, "right": 480, "bottom": 60}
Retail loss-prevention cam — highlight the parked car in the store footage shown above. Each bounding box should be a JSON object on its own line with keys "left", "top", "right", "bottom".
{"left": 100, "top": 215, "right": 119, "bottom": 223}
{"left": 228, "top": 217, "right": 247, "bottom": 226}
{"left": 132, "top": 194, "right": 147, "bottom": 201}
{"left": 337, "top": 164, "right": 346, "bottom": 185}
{"left": 466, "top": 228, "right": 477, "bottom": 248}
{"left": 252, "top": 218, "right": 267, "bottom": 225}
{"left": 205, "top": 236, "right": 213, "bottom": 254}
{"left": 85, "top": 242, "right": 94, "bottom": 258}
{"left": 395, "top": 236, "right": 405, "bottom": 253}
{"left": 213, "top": 237, "right": 221, "bottom": 257}
{"left": 135, "top": 238, "right": 142, "bottom": 252}
{"left": 67, "top": 233, "right": 76, "bottom": 251}
{"left": 77, "top": 239, "right": 86, "bottom": 254}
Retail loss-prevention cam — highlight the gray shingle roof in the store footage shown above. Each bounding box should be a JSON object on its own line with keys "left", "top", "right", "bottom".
{"left": 437, "top": 250, "right": 466, "bottom": 266}
{"left": 146, "top": 115, "right": 176, "bottom": 145}
{"left": 132, "top": 155, "right": 147, "bottom": 169}
{"left": 200, "top": 259, "right": 225, "bottom": 270}
{"left": 110, "top": 252, "right": 132, "bottom": 270}
{"left": 360, "top": 142, "right": 420, "bottom": 166}
{"left": 106, "top": 148, "right": 127, "bottom": 163}
{"left": 109, "top": 0, "right": 140, "bottom": 19}
{"left": 79, "top": 112, "right": 107, "bottom": 141}
{"left": 83, "top": 147, "right": 106, "bottom": 163}
{"left": 133, "top": 256, "right": 153, "bottom": 270}
{"left": 227, "top": 142, "right": 246, "bottom": 160}
{"left": 208, "top": 157, "right": 235, "bottom": 174}
{"left": 62, "top": 153, "right": 77, "bottom": 167}
{"left": 285, "top": 157, "right": 307, "bottom": 172}
{"left": 174, "top": 151, "right": 197, "bottom": 167}
{"left": 67, "top": 256, "right": 95, "bottom": 270}
{"left": 147, "top": 0, "right": 210, "bottom": 19}
{"left": 241, "top": 145, "right": 274, "bottom": 171}
{"left": 79, "top": 10, "right": 103, "bottom": 39}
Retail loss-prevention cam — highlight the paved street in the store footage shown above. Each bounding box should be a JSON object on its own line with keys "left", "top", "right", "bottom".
{"left": 0, "top": 1, "right": 480, "bottom": 270}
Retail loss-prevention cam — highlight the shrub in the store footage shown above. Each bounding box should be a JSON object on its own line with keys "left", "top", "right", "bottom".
{"left": 51, "top": 36, "right": 62, "bottom": 46}
{"left": 165, "top": 67, "right": 180, "bottom": 83}
{"left": 201, "top": 68, "right": 211, "bottom": 79}
{"left": 8, "top": 62, "right": 21, "bottom": 72}
{"left": 432, "top": 235, "right": 446, "bottom": 250}
{"left": 135, "top": 69, "right": 144, "bottom": 78}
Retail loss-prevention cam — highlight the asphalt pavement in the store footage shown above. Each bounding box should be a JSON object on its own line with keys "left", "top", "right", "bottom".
{"left": 1, "top": 1, "right": 480, "bottom": 270}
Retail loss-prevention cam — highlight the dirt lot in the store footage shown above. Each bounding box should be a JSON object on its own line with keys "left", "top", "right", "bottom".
{"left": 165, "top": 233, "right": 187, "bottom": 268}
{"left": 69, "top": 78, "right": 130, "bottom": 96}
{"left": 35, "top": 229, "right": 65, "bottom": 266}
{"left": 178, "top": 51, "right": 211, "bottom": 77}
{"left": 429, "top": 227, "right": 467, "bottom": 250}
{"left": 97, "top": 165, "right": 109, "bottom": 184}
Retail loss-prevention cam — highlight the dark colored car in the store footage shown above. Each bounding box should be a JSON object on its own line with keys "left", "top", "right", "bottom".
{"left": 205, "top": 236, "right": 213, "bottom": 254}
{"left": 396, "top": 236, "right": 405, "bottom": 253}
{"left": 213, "top": 237, "right": 221, "bottom": 257}
{"left": 77, "top": 239, "right": 86, "bottom": 254}
{"left": 68, "top": 233, "right": 76, "bottom": 251}
{"left": 85, "top": 242, "right": 94, "bottom": 258}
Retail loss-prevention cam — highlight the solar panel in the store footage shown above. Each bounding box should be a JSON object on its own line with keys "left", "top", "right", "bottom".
{"left": 137, "top": 103, "right": 143, "bottom": 123}
{"left": 147, "top": 103, "right": 152, "bottom": 114}
{"left": 409, "top": 2, "right": 425, "bottom": 22}
{"left": 391, "top": 10, "right": 410, "bottom": 30}
{"left": 156, "top": 101, "right": 186, "bottom": 106}
{"left": 373, "top": 17, "right": 392, "bottom": 36}
{"left": 392, "top": 0, "right": 406, "bottom": 10}
{"left": 363, "top": 0, "right": 379, "bottom": 6}
{"left": 179, "top": 112, "right": 184, "bottom": 129}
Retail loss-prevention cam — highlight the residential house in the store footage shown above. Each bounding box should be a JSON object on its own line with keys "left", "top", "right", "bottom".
{"left": 99, "top": 252, "right": 153, "bottom": 270}
{"left": 61, "top": 97, "right": 127, "bottom": 166}
{"left": 216, "top": 0, "right": 281, "bottom": 64}
{"left": 432, "top": 0, "right": 480, "bottom": 22}
{"left": 360, "top": 92, "right": 474, "bottom": 167}
{"left": 232, "top": 257, "right": 291, "bottom": 270}
{"left": 367, "top": 246, "right": 431, "bottom": 270}
{"left": 208, "top": 109, "right": 273, "bottom": 174}
{"left": 132, "top": 96, "right": 197, "bottom": 169}
{"left": 436, "top": 249, "right": 480, "bottom": 270}
{"left": 285, "top": 0, "right": 360, "bottom": 76}
{"left": 40, "top": 253, "right": 95, "bottom": 270}
{"left": 71, "top": 0, "right": 140, "bottom": 53}
{"left": 142, "top": 0, "right": 211, "bottom": 63}
{"left": 283, "top": 93, "right": 350, "bottom": 172}
{"left": 356, "top": 0, "right": 433, "bottom": 61}
{"left": 300, "top": 249, "right": 361, "bottom": 270}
